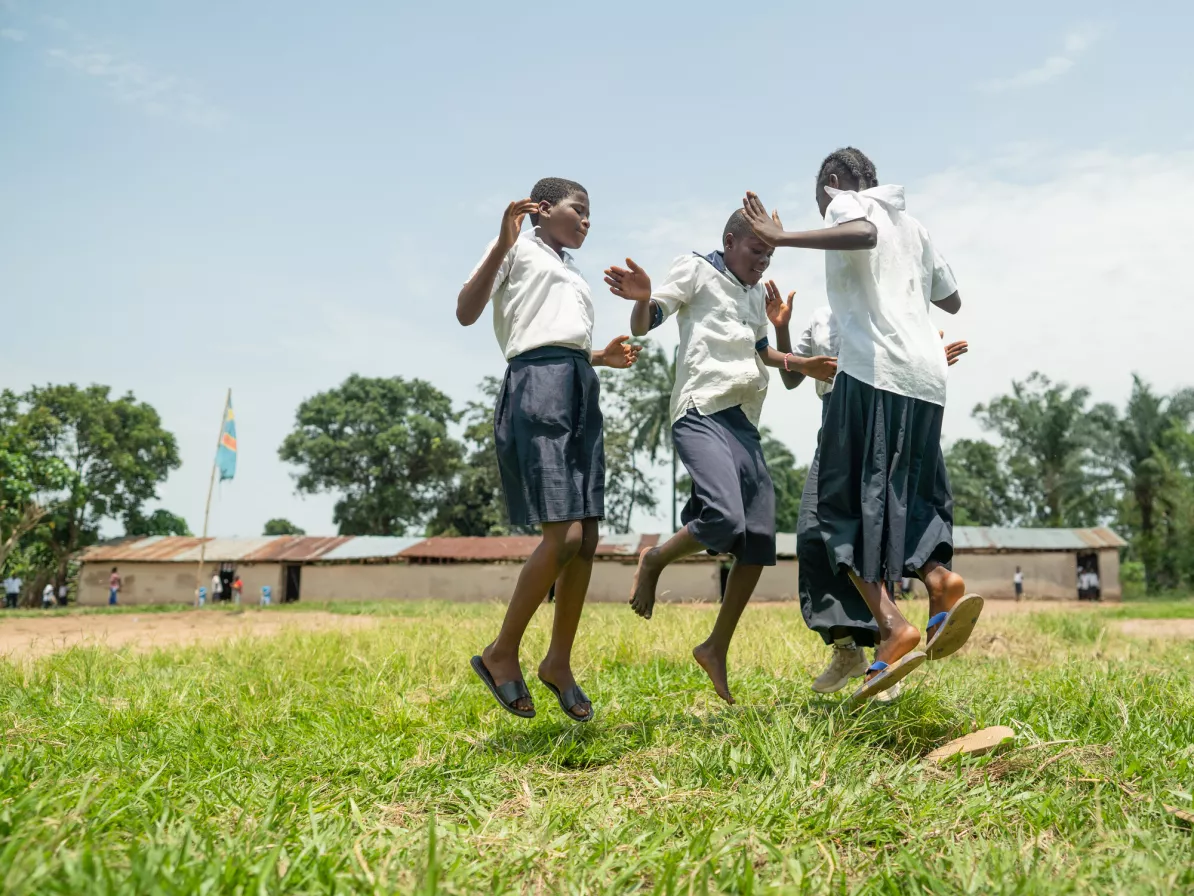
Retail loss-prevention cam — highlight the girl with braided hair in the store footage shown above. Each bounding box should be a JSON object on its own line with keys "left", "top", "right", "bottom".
{"left": 743, "top": 149, "right": 983, "bottom": 703}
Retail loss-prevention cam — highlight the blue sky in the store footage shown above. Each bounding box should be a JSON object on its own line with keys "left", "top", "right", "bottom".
{"left": 3, "top": 0, "right": 1192, "bottom": 537}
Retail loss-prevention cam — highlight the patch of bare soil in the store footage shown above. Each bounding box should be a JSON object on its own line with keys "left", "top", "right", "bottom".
{"left": 0, "top": 610, "right": 377, "bottom": 661}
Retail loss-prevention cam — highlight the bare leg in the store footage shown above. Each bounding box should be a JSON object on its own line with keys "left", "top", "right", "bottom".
{"left": 693, "top": 561, "right": 762, "bottom": 705}
{"left": 539, "top": 519, "right": 598, "bottom": 718}
{"left": 482, "top": 520, "right": 583, "bottom": 712}
{"left": 918, "top": 560, "right": 966, "bottom": 640}
{"left": 629, "top": 525, "right": 706, "bottom": 619}
{"left": 846, "top": 573, "right": 921, "bottom": 682}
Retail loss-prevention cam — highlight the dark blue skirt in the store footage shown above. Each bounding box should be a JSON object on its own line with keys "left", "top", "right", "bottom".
{"left": 798, "top": 396, "right": 880, "bottom": 646}
{"left": 494, "top": 346, "right": 605, "bottom": 526}
{"left": 816, "top": 374, "right": 953, "bottom": 583}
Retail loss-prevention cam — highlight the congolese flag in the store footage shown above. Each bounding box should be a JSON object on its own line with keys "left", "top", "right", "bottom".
{"left": 216, "top": 396, "right": 237, "bottom": 481}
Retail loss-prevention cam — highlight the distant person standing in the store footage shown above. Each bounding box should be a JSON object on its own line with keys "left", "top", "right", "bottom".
{"left": 211, "top": 573, "right": 223, "bottom": 604}
{"left": 42, "top": 583, "right": 55, "bottom": 608}
{"left": 4, "top": 575, "right": 22, "bottom": 609}
{"left": 108, "top": 567, "right": 122, "bottom": 605}
{"left": 57, "top": 583, "right": 68, "bottom": 607}
{"left": 1014, "top": 567, "right": 1024, "bottom": 601}
{"left": 232, "top": 575, "right": 244, "bottom": 605}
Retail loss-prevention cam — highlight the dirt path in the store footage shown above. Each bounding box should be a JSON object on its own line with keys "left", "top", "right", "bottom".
{"left": 1116, "top": 619, "right": 1194, "bottom": 639}
{"left": 0, "top": 610, "right": 377, "bottom": 661}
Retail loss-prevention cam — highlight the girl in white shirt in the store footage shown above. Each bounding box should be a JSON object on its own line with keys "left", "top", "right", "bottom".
{"left": 743, "top": 148, "right": 983, "bottom": 702}
{"left": 458, "top": 177, "right": 640, "bottom": 723}
{"left": 604, "top": 210, "right": 836, "bottom": 705}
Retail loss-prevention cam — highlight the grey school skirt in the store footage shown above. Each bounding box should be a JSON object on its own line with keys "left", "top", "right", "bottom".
{"left": 672, "top": 406, "right": 776, "bottom": 567}
{"left": 798, "top": 395, "right": 879, "bottom": 647}
{"left": 494, "top": 346, "right": 605, "bottom": 527}
{"left": 816, "top": 373, "right": 953, "bottom": 583}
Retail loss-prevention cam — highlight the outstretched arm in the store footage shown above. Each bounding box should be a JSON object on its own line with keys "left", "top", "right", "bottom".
{"left": 592, "top": 335, "right": 642, "bottom": 369}
{"left": 758, "top": 346, "right": 837, "bottom": 382}
{"left": 456, "top": 199, "right": 537, "bottom": 325}
{"left": 741, "top": 192, "right": 878, "bottom": 250}
{"left": 762, "top": 280, "right": 807, "bottom": 390}
{"left": 604, "top": 259, "right": 656, "bottom": 336}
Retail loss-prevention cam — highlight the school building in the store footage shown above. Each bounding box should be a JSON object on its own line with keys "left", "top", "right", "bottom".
{"left": 76, "top": 526, "right": 1124, "bottom": 606}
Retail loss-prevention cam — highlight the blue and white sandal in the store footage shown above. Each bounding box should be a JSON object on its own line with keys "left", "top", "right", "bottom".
{"left": 924, "top": 594, "right": 984, "bottom": 661}
{"left": 847, "top": 651, "right": 927, "bottom": 704}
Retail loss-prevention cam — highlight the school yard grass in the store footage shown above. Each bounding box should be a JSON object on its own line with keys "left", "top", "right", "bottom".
{"left": 1, "top": 599, "right": 1192, "bottom": 895}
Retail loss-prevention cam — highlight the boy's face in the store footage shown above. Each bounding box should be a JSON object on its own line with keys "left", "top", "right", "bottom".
{"left": 723, "top": 232, "right": 774, "bottom": 286}
{"left": 538, "top": 191, "right": 590, "bottom": 250}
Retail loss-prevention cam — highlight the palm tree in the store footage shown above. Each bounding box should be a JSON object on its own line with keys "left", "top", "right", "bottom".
{"left": 1114, "top": 376, "right": 1194, "bottom": 592}
{"left": 607, "top": 341, "right": 679, "bottom": 531}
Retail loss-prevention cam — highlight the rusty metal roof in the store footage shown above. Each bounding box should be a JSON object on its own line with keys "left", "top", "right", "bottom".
{"left": 398, "top": 533, "right": 660, "bottom": 562}
{"left": 245, "top": 536, "right": 351, "bottom": 562}
{"left": 81, "top": 535, "right": 391, "bottom": 564}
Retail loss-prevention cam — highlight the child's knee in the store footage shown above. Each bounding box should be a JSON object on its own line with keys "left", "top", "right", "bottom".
{"left": 544, "top": 521, "right": 586, "bottom": 564}
{"left": 576, "top": 521, "right": 600, "bottom": 562}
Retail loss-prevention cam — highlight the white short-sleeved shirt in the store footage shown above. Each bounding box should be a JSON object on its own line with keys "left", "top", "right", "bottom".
{"left": 467, "top": 230, "right": 594, "bottom": 361}
{"left": 651, "top": 253, "right": 770, "bottom": 426}
{"left": 823, "top": 185, "right": 957, "bottom": 406}
{"left": 793, "top": 305, "right": 840, "bottom": 399}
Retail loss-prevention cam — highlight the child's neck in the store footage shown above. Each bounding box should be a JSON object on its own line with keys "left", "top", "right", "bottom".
{"left": 535, "top": 226, "right": 567, "bottom": 258}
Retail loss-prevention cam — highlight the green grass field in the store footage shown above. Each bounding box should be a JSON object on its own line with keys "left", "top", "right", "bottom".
{"left": 1, "top": 599, "right": 1192, "bottom": 894}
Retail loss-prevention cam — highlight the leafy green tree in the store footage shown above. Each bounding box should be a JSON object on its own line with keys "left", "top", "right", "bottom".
{"left": 973, "top": 373, "right": 1118, "bottom": 527}
{"left": 0, "top": 392, "right": 72, "bottom": 570}
{"left": 1110, "top": 376, "right": 1194, "bottom": 592}
{"left": 944, "top": 438, "right": 1025, "bottom": 526}
{"left": 279, "top": 375, "right": 462, "bottom": 536}
{"left": 263, "top": 518, "right": 306, "bottom": 536}
{"left": 603, "top": 341, "right": 679, "bottom": 529}
{"left": 14, "top": 384, "right": 180, "bottom": 581}
{"left": 603, "top": 416, "right": 660, "bottom": 534}
{"left": 125, "top": 509, "right": 192, "bottom": 537}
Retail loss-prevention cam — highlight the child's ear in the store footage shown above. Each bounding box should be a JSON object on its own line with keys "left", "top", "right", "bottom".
{"left": 723, "top": 232, "right": 735, "bottom": 252}
{"left": 827, "top": 174, "right": 840, "bottom": 189}
{"left": 536, "top": 200, "right": 553, "bottom": 219}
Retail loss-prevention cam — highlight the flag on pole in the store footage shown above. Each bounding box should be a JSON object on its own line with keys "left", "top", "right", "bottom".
{"left": 216, "top": 395, "right": 237, "bottom": 481}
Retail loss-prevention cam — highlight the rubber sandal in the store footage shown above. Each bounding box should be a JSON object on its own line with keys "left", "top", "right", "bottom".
{"left": 924, "top": 593, "right": 984, "bottom": 660}
{"left": 470, "top": 655, "right": 535, "bottom": 719}
{"left": 847, "top": 651, "right": 927, "bottom": 705}
{"left": 538, "top": 677, "right": 594, "bottom": 723}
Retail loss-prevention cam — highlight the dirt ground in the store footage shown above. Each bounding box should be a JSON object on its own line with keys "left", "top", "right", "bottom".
{"left": 0, "top": 610, "right": 377, "bottom": 661}
{"left": 0, "top": 600, "right": 1188, "bottom": 662}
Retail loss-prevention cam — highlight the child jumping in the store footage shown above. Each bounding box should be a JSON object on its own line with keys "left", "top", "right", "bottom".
{"left": 604, "top": 210, "right": 836, "bottom": 704}
{"left": 774, "top": 303, "right": 967, "bottom": 699}
{"left": 743, "top": 148, "right": 983, "bottom": 701}
{"left": 459, "top": 177, "right": 640, "bottom": 722}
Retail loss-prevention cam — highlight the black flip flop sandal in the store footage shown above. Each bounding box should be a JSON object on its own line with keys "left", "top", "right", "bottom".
{"left": 538, "top": 676, "right": 593, "bottom": 723}
{"left": 470, "top": 655, "right": 535, "bottom": 718}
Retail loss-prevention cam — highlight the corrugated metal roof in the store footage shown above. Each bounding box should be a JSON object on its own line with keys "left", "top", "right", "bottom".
{"left": 81, "top": 536, "right": 208, "bottom": 562}
{"left": 245, "top": 536, "right": 350, "bottom": 562}
{"left": 320, "top": 536, "right": 422, "bottom": 561}
{"left": 170, "top": 538, "right": 280, "bottom": 562}
{"left": 952, "top": 526, "right": 1125, "bottom": 551}
{"left": 399, "top": 533, "right": 660, "bottom": 562}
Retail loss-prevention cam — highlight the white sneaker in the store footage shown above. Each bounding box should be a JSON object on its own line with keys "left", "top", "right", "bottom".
{"left": 872, "top": 680, "right": 903, "bottom": 703}
{"left": 812, "top": 645, "right": 868, "bottom": 694}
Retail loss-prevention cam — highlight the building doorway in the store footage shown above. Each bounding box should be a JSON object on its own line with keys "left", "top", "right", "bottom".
{"left": 284, "top": 564, "right": 302, "bottom": 603}
{"left": 1077, "top": 551, "right": 1101, "bottom": 601}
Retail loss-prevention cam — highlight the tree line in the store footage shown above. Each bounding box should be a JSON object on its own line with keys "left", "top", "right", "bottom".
{"left": 4, "top": 353, "right": 1192, "bottom": 598}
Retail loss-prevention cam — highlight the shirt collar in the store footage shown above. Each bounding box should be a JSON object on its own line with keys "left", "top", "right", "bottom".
{"left": 694, "top": 250, "right": 747, "bottom": 288}
{"left": 825, "top": 183, "right": 906, "bottom": 211}
{"left": 527, "top": 229, "right": 574, "bottom": 265}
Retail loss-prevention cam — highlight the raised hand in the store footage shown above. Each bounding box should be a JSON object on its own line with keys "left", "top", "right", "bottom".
{"left": 602, "top": 335, "right": 642, "bottom": 369}
{"left": 803, "top": 355, "right": 838, "bottom": 383}
{"left": 604, "top": 258, "right": 652, "bottom": 302}
{"left": 764, "top": 280, "right": 794, "bottom": 328}
{"left": 741, "top": 192, "right": 784, "bottom": 245}
{"left": 498, "top": 199, "right": 538, "bottom": 252}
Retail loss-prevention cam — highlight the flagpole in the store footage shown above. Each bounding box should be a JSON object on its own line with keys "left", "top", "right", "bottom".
{"left": 195, "top": 388, "right": 231, "bottom": 606}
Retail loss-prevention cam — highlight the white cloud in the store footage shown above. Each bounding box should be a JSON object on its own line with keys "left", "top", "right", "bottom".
{"left": 1, "top": 27, "right": 25, "bottom": 41}
{"left": 47, "top": 47, "right": 226, "bottom": 129}
{"left": 980, "top": 24, "right": 1103, "bottom": 93}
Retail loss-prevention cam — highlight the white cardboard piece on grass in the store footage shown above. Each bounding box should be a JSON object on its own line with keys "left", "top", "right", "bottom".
{"left": 926, "top": 726, "right": 1016, "bottom": 764}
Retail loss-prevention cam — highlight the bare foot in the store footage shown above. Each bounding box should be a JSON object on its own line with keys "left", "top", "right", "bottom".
{"left": 693, "top": 642, "right": 735, "bottom": 705}
{"left": 865, "top": 622, "right": 921, "bottom": 683}
{"left": 922, "top": 567, "right": 967, "bottom": 640}
{"left": 629, "top": 547, "right": 663, "bottom": 620}
{"left": 537, "top": 658, "right": 591, "bottom": 719}
{"left": 481, "top": 642, "right": 533, "bottom": 713}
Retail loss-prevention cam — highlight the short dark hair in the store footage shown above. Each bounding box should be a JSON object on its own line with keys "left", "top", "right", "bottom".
{"left": 817, "top": 147, "right": 878, "bottom": 191}
{"left": 111, "top": 566, "right": 117, "bottom": 572}
{"left": 529, "top": 177, "right": 587, "bottom": 225}
{"left": 722, "top": 209, "right": 753, "bottom": 243}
